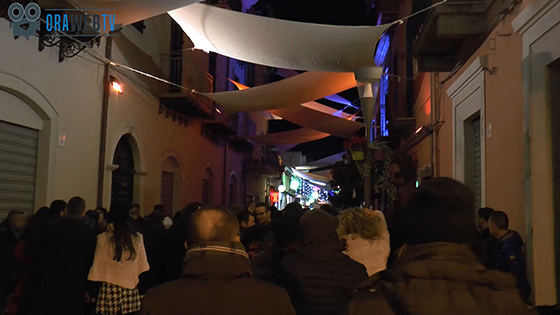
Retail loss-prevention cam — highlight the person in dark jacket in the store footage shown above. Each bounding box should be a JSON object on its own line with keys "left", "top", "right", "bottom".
{"left": 347, "top": 177, "right": 535, "bottom": 315}
{"left": 0, "top": 210, "right": 25, "bottom": 311}
{"left": 280, "top": 209, "right": 367, "bottom": 315}
{"left": 28, "top": 197, "right": 97, "bottom": 315}
{"left": 236, "top": 210, "right": 255, "bottom": 241}
{"left": 489, "top": 210, "right": 532, "bottom": 303}
{"left": 129, "top": 204, "right": 146, "bottom": 235}
{"left": 141, "top": 206, "right": 295, "bottom": 315}
{"left": 472, "top": 207, "right": 497, "bottom": 267}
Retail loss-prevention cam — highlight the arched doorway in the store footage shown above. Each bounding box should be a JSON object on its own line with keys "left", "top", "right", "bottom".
{"left": 202, "top": 167, "right": 214, "bottom": 206}
{"left": 111, "top": 136, "right": 135, "bottom": 208}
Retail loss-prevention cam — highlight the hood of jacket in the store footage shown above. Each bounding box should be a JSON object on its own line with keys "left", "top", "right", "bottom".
{"left": 182, "top": 241, "right": 252, "bottom": 281}
{"left": 299, "top": 210, "right": 344, "bottom": 259}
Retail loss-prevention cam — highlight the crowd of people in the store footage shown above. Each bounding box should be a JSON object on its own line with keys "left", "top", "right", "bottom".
{"left": 0, "top": 177, "right": 537, "bottom": 314}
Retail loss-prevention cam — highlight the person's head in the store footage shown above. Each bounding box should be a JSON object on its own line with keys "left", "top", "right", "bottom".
{"left": 153, "top": 204, "right": 165, "bottom": 215}
{"left": 299, "top": 209, "right": 340, "bottom": 248}
{"left": 129, "top": 204, "right": 140, "bottom": 219}
{"left": 85, "top": 210, "right": 100, "bottom": 231}
{"left": 477, "top": 207, "right": 494, "bottom": 230}
{"left": 236, "top": 210, "right": 255, "bottom": 229}
{"left": 399, "top": 177, "right": 476, "bottom": 246}
{"left": 320, "top": 204, "right": 338, "bottom": 216}
{"left": 95, "top": 207, "right": 108, "bottom": 221}
{"left": 283, "top": 202, "right": 303, "bottom": 219}
{"left": 66, "top": 197, "right": 86, "bottom": 218}
{"left": 109, "top": 201, "right": 138, "bottom": 261}
{"left": 49, "top": 199, "right": 67, "bottom": 218}
{"left": 85, "top": 210, "right": 100, "bottom": 222}
{"left": 337, "top": 208, "right": 387, "bottom": 240}
{"left": 6, "top": 210, "right": 25, "bottom": 229}
{"left": 186, "top": 206, "right": 240, "bottom": 247}
{"left": 254, "top": 202, "right": 271, "bottom": 225}
{"left": 489, "top": 211, "right": 509, "bottom": 238}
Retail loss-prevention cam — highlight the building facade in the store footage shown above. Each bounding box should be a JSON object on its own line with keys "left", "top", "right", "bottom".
{"left": 0, "top": 11, "right": 273, "bottom": 218}
{"left": 407, "top": 0, "right": 560, "bottom": 306}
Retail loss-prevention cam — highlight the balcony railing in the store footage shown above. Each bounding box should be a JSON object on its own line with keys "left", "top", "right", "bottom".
{"left": 412, "top": 0, "right": 508, "bottom": 72}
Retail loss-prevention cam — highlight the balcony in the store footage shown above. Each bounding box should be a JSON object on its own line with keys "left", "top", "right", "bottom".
{"left": 412, "top": 0, "right": 514, "bottom": 72}
{"left": 247, "top": 147, "right": 281, "bottom": 176}
{"left": 158, "top": 52, "right": 215, "bottom": 119}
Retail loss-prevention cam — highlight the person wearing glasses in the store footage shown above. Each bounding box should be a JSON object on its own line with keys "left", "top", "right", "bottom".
{"left": 253, "top": 203, "right": 271, "bottom": 226}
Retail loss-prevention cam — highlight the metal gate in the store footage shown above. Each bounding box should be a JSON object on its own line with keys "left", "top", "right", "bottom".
{"left": 0, "top": 121, "right": 38, "bottom": 219}
{"left": 473, "top": 117, "right": 482, "bottom": 209}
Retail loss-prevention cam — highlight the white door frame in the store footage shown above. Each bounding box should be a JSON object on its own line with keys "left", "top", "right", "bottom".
{"left": 513, "top": 0, "right": 560, "bottom": 306}
{"left": 447, "top": 57, "right": 486, "bottom": 207}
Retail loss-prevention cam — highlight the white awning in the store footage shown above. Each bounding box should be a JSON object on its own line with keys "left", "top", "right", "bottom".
{"left": 270, "top": 106, "right": 362, "bottom": 139}
{"left": 247, "top": 128, "right": 329, "bottom": 146}
{"left": 200, "top": 71, "right": 356, "bottom": 113}
{"left": 68, "top": 0, "right": 200, "bottom": 26}
{"left": 289, "top": 167, "right": 330, "bottom": 186}
{"left": 169, "top": 3, "right": 393, "bottom": 72}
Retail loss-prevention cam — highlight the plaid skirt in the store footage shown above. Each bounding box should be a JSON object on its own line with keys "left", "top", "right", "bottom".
{"left": 96, "top": 282, "right": 141, "bottom": 315}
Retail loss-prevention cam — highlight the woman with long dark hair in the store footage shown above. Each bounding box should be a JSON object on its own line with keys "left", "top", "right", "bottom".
{"left": 88, "top": 201, "right": 149, "bottom": 314}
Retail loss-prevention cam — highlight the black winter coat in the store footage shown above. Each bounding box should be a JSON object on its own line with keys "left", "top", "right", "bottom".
{"left": 347, "top": 242, "right": 535, "bottom": 315}
{"left": 141, "top": 241, "right": 295, "bottom": 315}
{"left": 491, "top": 230, "right": 532, "bottom": 300}
{"left": 279, "top": 210, "right": 368, "bottom": 315}
{"left": 28, "top": 217, "right": 96, "bottom": 315}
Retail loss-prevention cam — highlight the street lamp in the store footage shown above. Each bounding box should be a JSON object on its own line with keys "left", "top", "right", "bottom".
{"left": 354, "top": 66, "right": 383, "bottom": 209}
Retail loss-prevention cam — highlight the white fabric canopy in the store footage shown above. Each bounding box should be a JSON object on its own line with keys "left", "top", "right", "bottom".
{"left": 200, "top": 71, "right": 356, "bottom": 113}
{"left": 289, "top": 167, "right": 330, "bottom": 186}
{"left": 169, "top": 3, "right": 393, "bottom": 72}
{"left": 248, "top": 128, "right": 329, "bottom": 146}
{"left": 67, "top": 0, "right": 200, "bottom": 26}
{"left": 270, "top": 106, "right": 362, "bottom": 139}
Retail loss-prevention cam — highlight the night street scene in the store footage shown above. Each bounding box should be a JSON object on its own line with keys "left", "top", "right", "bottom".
{"left": 0, "top": 0, "right": 559, "bottom": 314}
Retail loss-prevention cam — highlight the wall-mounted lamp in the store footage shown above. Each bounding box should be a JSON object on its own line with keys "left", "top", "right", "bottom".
{"left": 110, "top": 76, "right": 123, "bottom": 94}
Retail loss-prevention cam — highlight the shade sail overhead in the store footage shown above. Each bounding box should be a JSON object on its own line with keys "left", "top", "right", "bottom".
{"left": 248, "top": 128, "right": 329, "bottom": 146}
{"left": 200, "top": 71, "right": 356, "bottom": 112}
{"left": 302, "top": 102, "right": 351, "bottom": 118}
{"left": 289, "top": 167, "right": 330, "bottom": 186}
{"left": 68, "top": 0, "right": 200, "bottom": 26}
{"left": 270, "top": 106, "right": 362, "bottom": 139}
{"left": 169, "top": 3, "right": 393, "bottom": 72}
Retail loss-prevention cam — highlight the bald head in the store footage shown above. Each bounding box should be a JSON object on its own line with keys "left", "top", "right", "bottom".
{"left": 187, "top": 206, "right": 240, "bottom": 246}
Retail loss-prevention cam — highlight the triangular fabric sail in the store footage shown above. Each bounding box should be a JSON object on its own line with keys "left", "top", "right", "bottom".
{"left": 199, "top": 71, "right": 356, "bottom": 113}
{"left": 169, "top": 3, "right": 393, "bottom": 72}
{"left": 224, "top": 79, "right": 361, "bottom": 138}
{"left": 269, "top": 106, "right": 362, "bottom": 139}
{"left": 247, "top": 128, "right": 329, "bottom": 146}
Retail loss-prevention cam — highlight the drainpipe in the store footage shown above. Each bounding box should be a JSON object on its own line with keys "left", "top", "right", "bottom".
{"left": 223, "top": 140, "right": 228, "bottom": 206}
{"left": 430, "top": 73, "right": 435, "bottom": 178}
{"left": 97, "top": 37, "right": 112, "bottom": 208}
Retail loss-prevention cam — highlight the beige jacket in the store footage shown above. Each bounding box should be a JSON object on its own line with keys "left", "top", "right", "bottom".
{"left": 88, "top": 228, "right": 149, "bottom": 289}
